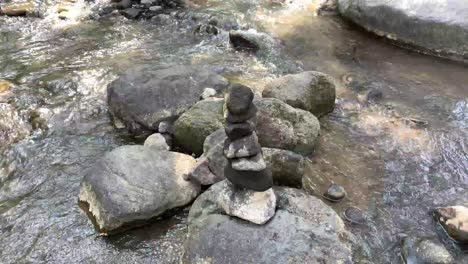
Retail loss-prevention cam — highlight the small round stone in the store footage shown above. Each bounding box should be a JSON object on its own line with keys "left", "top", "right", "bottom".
{"left": 343, "top": 207, "right": 365, "bottom": 224}
{"left": 226, "top": 83, "right": 254, "bottom": 115}
{"left": 323, "top": 183, "right": 346, "bottom": 202}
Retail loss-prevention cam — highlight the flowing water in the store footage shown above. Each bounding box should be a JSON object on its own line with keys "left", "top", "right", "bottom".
{"left": 0, "top": 0, "right": 467, "bottom": 263}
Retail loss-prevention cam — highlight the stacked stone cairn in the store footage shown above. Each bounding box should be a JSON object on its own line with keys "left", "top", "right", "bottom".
{"left": 218, "top": 83, "right": 276, "bottom": 225}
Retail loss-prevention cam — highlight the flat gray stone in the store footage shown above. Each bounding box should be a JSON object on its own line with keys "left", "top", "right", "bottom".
{"left": 231, "top": 153, "right": 266, "bottom": 171}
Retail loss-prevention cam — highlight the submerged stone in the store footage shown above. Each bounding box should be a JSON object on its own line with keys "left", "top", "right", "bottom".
{"left": 324, "top": 183, "right": 346, "bottom": 202}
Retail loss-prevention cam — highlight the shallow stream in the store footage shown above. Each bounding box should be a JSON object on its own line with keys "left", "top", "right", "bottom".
{"left": 0, "top": 0, "right": 467, "bottom": 263}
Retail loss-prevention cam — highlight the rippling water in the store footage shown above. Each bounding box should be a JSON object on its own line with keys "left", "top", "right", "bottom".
{"left": 0, "top": 0, "right": 467, "bottom": 263}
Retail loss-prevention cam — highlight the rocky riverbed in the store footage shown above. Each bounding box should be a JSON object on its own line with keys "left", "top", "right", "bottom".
{"left": 0, "top": 0, "right": 467, "bottom": 263}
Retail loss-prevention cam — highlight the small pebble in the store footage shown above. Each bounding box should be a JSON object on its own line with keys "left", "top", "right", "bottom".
{"left": 323, "top": 183, "right": 346, "bottom": 202}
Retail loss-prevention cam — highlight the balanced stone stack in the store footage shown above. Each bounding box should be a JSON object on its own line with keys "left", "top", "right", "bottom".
{"left": 219, "top": 84, "right": 276, "bottom": 225}
{"left": 223, "top": 84, "right": 273, "bottom": 191}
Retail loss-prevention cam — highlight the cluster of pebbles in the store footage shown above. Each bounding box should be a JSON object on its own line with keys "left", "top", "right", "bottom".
{"left": 223, "top": 83, "right": 273, "bottom": 192}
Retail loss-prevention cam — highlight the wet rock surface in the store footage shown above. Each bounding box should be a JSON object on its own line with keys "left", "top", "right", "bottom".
{"left": 337, "top": 0, "right": 468, "bottom": 62}
{"left": 401, "top": 237, "right": 455, "bottom": 264}
{"left": 107, "top": 65, "right": 228, "bottom": 137}
{"left": 263, "top": 71, "right": 336, "bottom": 117}
{"left": 78, "top": 145, "right": 200, "bottom": 234}
{"left": 182, "top": 183, "right": 356, "bottom": 263}
{"left": 0, "top": 103, "right": 31, "bottom": 151}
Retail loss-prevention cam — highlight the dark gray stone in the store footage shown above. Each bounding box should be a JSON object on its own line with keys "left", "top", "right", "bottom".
{"left": 224, "top": 163, "right": 272, "bottom": 191}
{"left": 107, "top": 65, "right": 228, "bottom": 137}
{"left": 337, "top": 0, "right": 468, "bottom": 62}
{"left": 225, "top": 104, "right": 257, "bottom": 123}
{"left": 182, "top": 184, "right": 356, "bottom": 263}
{"left": 229, "top": 29, "right": 278, "bottom": 55}
{"left": 224, "top": 132, "right": 261, "bottom": 159}
{"left": 225, "top": 119, "right": 255, "bottom": 140}
{"left": 78, "top": 145, "right": 200, "bottom": 235}
{"left": 226, "top": 83, "right": 254, "bottom": 115}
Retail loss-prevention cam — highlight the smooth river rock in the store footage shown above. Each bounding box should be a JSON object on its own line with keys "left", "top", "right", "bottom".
{"left": 263, "top": 71, "right": 336, "bottom": 117}
{"left": 78, "top": 145, "right": 200, "bottom": 235}
{"left": 337, "top": 0, "right": 468, "bottom": 62}
{"left": 107, "top": 65, "right": 228, "bottom": 137}
{"left": 181, "top": 183, "right": 356, "bottom": 263}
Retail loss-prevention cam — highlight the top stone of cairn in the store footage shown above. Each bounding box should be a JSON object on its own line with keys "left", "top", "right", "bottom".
{"left": 226, "top": 83, "right": 254, "bottom": 115}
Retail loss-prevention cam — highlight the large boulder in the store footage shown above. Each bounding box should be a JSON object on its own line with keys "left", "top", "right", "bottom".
{"left": 263, "top": 71, "right": 336, "bottom": 117}
{"left": 107, "top": 65, "right": 229, "bottom": 137}
{"left": 182, "top": 182, "right": 356, "bottom": 263}
{"left": 173, "top": 98, "right": 224, "bottom": 155}
{"left": 175, "top": 98, "right": 320, "bottom": 156}
{"left": 191, "top": 129, "right": 306, "bottom": 187}
{"left": 255, "top": 98, "right": 320, "bottom": 155}
{"left": 433, "top": 205, "right": 468, "bottom": 243}
{"left": 337, "top": 0, "right": 468, "bottom": 62}
{"left": 78, "top": 145, "right": 200, "bottom": 235}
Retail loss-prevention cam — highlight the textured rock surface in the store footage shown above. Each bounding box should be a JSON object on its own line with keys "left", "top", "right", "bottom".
{"left": 263, "top": 71, "right": 336, "bottom": 117}
{"left": 337, "top": 0, "right": 468, "bottom": 62}
{"left": 218, "top": 181, "right": 276, "bottom": 225}
{"left": 78, "top": 145, "right": 200, "bottom": 234}
{"left": 433, "top": 205, "right": 468, "bottom": 243}
{"left": 255, "top": 98, "right": 320, "bottom": 155}
{"left": 182, "top": 183, "right": 356, "bottom": 263}
{"left": 226, "top": 83, "right": 254, "bottom": 115}
{"left": 107, "top": 65, "right": 228, "bottom": 136}
{"left": 401, "top": 237, "right": 455, "bottom": 264}
{"left": 224, "top": 162, "right": 273, "bottom": 192}
{"left": 173, "top": 98, "right": 224, "bottom": 155}
{"left": 176, "top": 98, "right": 320, "bottom": 155}
{"left": 224, "top": 132, "right": 261, "bottom": 158}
